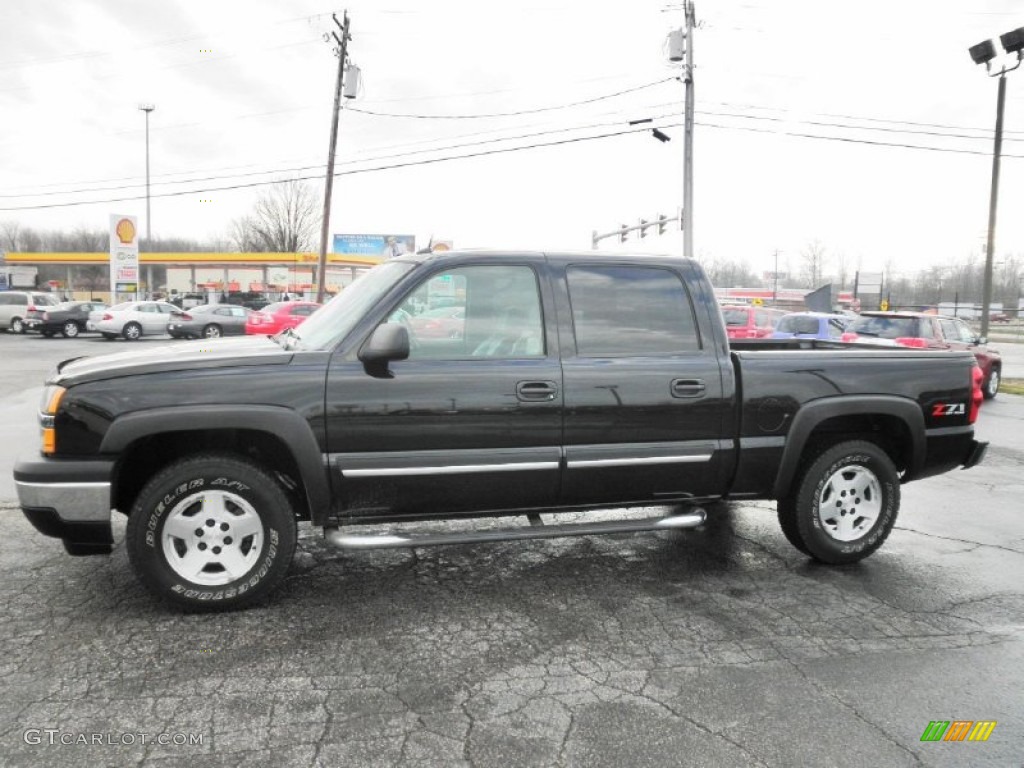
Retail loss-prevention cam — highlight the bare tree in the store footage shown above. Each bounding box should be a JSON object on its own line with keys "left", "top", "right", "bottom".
{"left": 1, "top": 219, "right": 21, "bottom": 251}
{"left": 230, "top": 180, "right": 320, "bottom": 252}
{"left": 800, "top": 239, "right": 827, "bottom": 288}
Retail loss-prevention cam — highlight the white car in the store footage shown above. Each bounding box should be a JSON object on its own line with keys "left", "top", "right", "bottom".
{"left": 92, "top": 301, "right": 180, "bottom": 340}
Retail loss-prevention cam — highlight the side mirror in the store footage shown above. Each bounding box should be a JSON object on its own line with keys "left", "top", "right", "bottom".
{"left": 359, "top": 323, "right": 410, "bottom": 367}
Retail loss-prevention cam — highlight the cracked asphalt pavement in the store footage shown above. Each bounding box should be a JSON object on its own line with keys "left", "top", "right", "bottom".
{"left": 1, "top": 334, "right": 1022, "bottom": 767}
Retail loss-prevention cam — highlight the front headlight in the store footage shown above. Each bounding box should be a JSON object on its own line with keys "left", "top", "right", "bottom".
{"left": 38, "top": 385, "right": 66, "bottom": 454}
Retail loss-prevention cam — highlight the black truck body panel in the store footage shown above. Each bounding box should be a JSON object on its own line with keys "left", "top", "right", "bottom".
{"left": 13, "top": 251, "right": 985, "bottom": 553}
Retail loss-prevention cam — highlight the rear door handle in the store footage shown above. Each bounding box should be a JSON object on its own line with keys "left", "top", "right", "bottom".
{"left": 516, "top": 380, "right": 558, "bottom": 402}
{"left": 671, "top": 378, "right": 706, "bottom": 398}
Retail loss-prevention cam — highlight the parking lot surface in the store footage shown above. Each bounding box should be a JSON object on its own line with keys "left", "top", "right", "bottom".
{"left": 1, "top": 332, "right": 1021, "bottom": 766}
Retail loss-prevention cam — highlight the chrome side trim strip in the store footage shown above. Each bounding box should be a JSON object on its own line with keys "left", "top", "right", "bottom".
{"left": 343, "top": 461, "right": 560, "bottom": 478}
{"left": 567, "top": 454, "right": 712, "bottom": 469}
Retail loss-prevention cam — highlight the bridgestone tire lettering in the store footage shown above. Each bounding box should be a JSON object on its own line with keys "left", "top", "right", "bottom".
{"left": 125, "top": 454, "right": 297, "bottom": 612}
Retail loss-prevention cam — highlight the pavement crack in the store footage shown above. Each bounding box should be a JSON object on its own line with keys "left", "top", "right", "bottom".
{"left": 893, "top": 526, "right": 1024, "bottom": 555}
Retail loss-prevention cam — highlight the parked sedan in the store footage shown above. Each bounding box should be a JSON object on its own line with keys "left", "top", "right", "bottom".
{"left": 245, "top": 301, "right": 320, "bottom": 335}
{"left": 771, "top": 311, "right": 849, "bottom": 340}
{"left": 24, "top": 301, "right": 108, "bottom": 338}
{"left": 168, "top": 304, "right": 254, "bottom": 339}
{"left": 93, "top": 300, "right": 180, "bottom": 340}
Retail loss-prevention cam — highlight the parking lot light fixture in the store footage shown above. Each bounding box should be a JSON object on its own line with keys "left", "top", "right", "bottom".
{"left": 969, "top": 31, "right": 1022, "bottom": 338}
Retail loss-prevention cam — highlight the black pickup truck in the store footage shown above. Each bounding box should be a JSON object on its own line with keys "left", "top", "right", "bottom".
{"left": 13, "top": 251, "right": 987, "bottom": 610}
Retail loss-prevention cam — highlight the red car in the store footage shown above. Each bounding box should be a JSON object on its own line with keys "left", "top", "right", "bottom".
{"left": 245, "top": 301, "right": 320, "bottom": 335}
{"left": 720, "top": 304, "right": 787, "bottom": 339}
{"left": 409, "top": 306, "right": 465, "bottom": 339}
{"left": 842, "top": 311, "right": 1002, "bottom": 399}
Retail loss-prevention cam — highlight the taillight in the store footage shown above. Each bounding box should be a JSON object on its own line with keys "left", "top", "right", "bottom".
{"left": 969, "top": 364, "right": 983, "bottom": 424}
{"left": 180, "top": 313, "right": 192, "bottom": 321}
{"left": 894, "top": 337, "right": 929, "bottom": 348}
{"left": 102, "top": 313, "right": 113, "bottom": 321}
{"left": 840, "top": 332, "right": 857, "bottom": 342}
{"left": 27, "top": 304, "right": 37, "bottom": 312}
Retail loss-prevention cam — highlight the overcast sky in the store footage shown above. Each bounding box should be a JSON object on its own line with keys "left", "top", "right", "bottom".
{"left": 1, "top": 0, "right": 1023, "bottom": 282}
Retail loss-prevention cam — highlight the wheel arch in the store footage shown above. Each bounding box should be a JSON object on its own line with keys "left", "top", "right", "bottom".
{"left": 102, "top": 405, "right": 329, "bottom": 523}
{"left": 772, "top": 395, "right": 924, "bottom": 499}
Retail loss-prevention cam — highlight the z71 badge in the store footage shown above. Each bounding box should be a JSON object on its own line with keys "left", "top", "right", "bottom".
{"left": 932, "top": 402, "right": 966, "bottom": 417}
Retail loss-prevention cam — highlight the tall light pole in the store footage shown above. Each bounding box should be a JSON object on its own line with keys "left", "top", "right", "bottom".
{"left": 969, "top": 28, "right": 1023, "bottom": 339}
{"left": 138, "top": 105, "right": 155, "bottom": 242}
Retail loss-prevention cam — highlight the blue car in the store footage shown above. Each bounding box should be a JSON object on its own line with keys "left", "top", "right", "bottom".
{"left": 771, "top": 312, "right": 849, "bottom": 340}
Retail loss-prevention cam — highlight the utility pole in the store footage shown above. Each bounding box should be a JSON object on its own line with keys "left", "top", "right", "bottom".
{"left": 682, "top": 1, "right": 696, "bottom": 260}
{"left": 316, "top": 11, "right": 351, "bottom": 304}
{"left": 772, "top": 249, "right": 779, "bottom": 303}
{"left": 980, "top": 71, "right": 1007, "bottom": 339}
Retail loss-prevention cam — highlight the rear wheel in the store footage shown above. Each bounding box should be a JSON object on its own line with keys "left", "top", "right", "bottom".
{"left": 984, "top": 366, "right": 1000, "bottom": 400}
{"left": 202, "top": 324, "right": 222, "bottom": 338}
{"left": 11, "top": 317, "right": 25, "bottom": 334}
{"left": 125, "top": 454, "right": 297, "bottom": 611}
{"left": 123, "top": 322, "right": 142, "bottom": 341}
{"left": 778, "top": 440, "right": 899, "bottom": 564}
{"left": 62, "top": 321, "right": 80, "bottom": 338}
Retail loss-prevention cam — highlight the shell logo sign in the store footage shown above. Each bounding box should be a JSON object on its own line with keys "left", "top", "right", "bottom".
{"left": 115, "top": 218, "right": 137, "bottom": 245}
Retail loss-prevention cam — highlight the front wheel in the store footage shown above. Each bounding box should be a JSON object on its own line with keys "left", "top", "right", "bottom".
{"left": 126, "top": 454, "right": 297, "bottom": 611}
{"left": 984, "top": 367, "right": 999, "bottom": 400}
{"left": 62, "top": 321, "right": 80, "bottom": 338}
{"left": 123, "top": 322, "right": 142, "bottom": 340}
{"left": 202, "top": 324, "right": 222, "bottom": 338}
{"left": 778, "top": 440, "right": 899, "bottom": 564}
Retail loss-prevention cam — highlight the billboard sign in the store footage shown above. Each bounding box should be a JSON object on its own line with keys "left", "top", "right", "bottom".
{"left": 333, "top": 234, "right": 415, "bottom": 260}
{"left": 109, "top": 214, "right": 139, "bottom": 296}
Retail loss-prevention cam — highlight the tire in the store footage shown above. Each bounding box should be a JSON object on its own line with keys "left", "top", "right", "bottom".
{"left": 125, "top": 454, "right": 297, "bottom": 611}
{"left": 777, "top": 440, "right": 900, "bottom": 564}
{"left": 983, "top": 366, "right": 1000, "bottom": 400}
{"left": 11, "top": 317, "right": 25, "bottom": 334}
{"left": 202, "top": 324, "right": 222, "bottom": 339}
{"left": 102, "top": 333, "right": 117, "bottom": 340}
{"left": 62, "top": 321, "right": 80, "bottom": 338}
{"left": 123, "top": 322, "right": 142, "bottom": 341}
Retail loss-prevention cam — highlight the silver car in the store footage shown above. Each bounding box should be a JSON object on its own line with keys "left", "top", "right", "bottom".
{"left": 168, "top": 304, "right": 253, "bottom": 339}
{"left": 93, "top": 300, "right": 180, "bottom": 340}
{"left": 0, "top": 291, "right": 59, "bottom": 333}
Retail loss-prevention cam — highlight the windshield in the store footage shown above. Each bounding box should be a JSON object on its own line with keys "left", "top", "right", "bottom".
{"left": 285, "top": 260, "right": 417, "bottom": 350}
{"left": 846, "top": 316, "right": 920, "bottom": 339}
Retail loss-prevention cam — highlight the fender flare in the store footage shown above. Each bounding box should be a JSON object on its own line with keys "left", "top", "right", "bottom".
{"left": 772, "top": 395, "right": 924, "bottom": 498}
{"left": 100, "top": 405, "right": 329, "bottom": 515}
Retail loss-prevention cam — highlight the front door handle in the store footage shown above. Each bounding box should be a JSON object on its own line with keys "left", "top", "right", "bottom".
{"left": 516, "top": 380, "right": 558, "bottom": 402}
{"left": 671, "top": 378, "right": 706, "bottom": 398}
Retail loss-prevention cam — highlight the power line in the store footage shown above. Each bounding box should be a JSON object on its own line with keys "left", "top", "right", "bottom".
{"left": 345, "top": 78, "right": 676, "bottom": 119}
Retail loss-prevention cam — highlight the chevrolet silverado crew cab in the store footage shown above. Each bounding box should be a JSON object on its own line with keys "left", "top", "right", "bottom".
{"left": 13, "top": 251, "right": 988, "bottom": 611}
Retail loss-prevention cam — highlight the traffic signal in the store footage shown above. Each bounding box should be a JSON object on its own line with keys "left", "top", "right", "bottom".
{"left": 639, "top": 219, "right": 649, "bottom": 238}
{"left": 657, "top": 214, "right": 669, "bottom": 235}
{"left": 619, "top": 225, "right": 628, "bottom": 244}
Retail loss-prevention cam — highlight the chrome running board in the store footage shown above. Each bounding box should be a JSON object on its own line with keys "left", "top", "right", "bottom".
{"left": 324, "top": 508, "right": 706, "bottom": 550}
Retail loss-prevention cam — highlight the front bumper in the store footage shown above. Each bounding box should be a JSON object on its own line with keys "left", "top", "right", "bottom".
{"left": 13, "top": 458, "right": 115, "bottom": 555}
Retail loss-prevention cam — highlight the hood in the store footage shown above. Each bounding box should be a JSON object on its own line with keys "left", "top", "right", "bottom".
{"left": 52, "top": 335, "right": 293, "bottom": 385}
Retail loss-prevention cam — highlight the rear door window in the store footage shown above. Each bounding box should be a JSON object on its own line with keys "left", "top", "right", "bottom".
{"left": 567, "top": 265, "right": 700, "bottom": 356}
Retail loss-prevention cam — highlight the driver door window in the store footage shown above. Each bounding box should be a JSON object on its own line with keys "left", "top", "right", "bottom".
{"left": 387, "top": 265, "right": 544, "bottom": 360}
